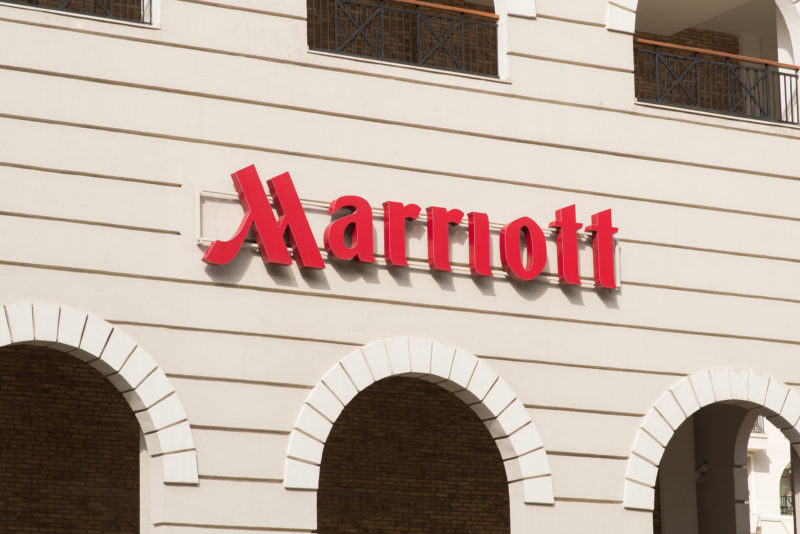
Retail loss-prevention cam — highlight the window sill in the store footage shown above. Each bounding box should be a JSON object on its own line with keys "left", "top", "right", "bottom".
{"left": 0, "top": 0, "right": 158, "bottom": 29}
{"left": 307, "top": 49, "right": 511, "bottom": 85}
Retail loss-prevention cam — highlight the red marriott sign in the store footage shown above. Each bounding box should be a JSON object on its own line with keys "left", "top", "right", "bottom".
{"left": 203, "top": 165, "right": 619, "bottom": 289}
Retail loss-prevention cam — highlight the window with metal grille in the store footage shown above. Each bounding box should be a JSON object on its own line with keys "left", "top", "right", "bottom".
{"left": 2, "top": 0, "right": 151, "bottom": 24}
{"left": 307, "top": 0, "right": 499, "bottom": 77}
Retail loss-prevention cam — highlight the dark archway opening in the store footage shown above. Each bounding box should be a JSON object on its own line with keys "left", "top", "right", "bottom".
{"left": 0, "top": 345, "right": 140, "bottom": 532}
{"left": 318, "top": 376, "right": 510, "bottom": 534}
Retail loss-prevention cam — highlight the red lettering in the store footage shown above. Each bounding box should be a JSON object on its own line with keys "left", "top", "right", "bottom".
{"left": 426, "top": 207, "right": 464, "bottom": 272}
{"left": 202, "top": 166, "right": 324, "bottom": 269}
{"left": 548, "top": 205, "right": 583, "bottom": 285}
{"left": 468, "top": 212, "right": 492, "bottom": 276}
{"left": 585, "top": 209, "right": 618, "bottom": 289}
{"left": 383, "top": 201, "right": 421, "bottom": 267}
{"left": 499, "top": 217, "right": 547, "bottom": 281}
{"left": 323, "top": 196, "right": 375, "bottom": 263}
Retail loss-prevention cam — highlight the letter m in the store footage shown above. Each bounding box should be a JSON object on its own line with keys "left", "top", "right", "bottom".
{"left": 202, "top": 165, "right": 324, "bottom": 269}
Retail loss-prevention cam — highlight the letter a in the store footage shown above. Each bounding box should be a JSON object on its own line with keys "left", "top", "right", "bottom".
{"left": 202, "top": 165, "right": 324, "bottom": 269}
{"left": 324, "top": 196, "right": 376, "bottom": 263}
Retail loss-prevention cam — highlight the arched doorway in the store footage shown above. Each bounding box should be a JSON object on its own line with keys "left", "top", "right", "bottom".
{"left": 318, "top": 376, "right": 510, "bottom": 533}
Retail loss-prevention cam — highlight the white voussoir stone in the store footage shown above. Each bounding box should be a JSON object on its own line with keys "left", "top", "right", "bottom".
{"left": 162, "top": 450, "right": 199, "bottom": 485}
{"left": 624, "top": 481, "right": 655, "bottom": 511}
{"left": 385, "top": 337, "right": 411, "bottom": 375}
{"left": 307, "top": 383, "right": 344, "bottom": 423}
{"left": 641, "top": 410, "right": 673, "bottom": 447}
{"left": 748, "top": 370, "right": 770, "bottom": 405}
{"left": 134, "top": 368, "right": 174, "bottom": 410}
{"left": 482, "top": 377, "right": 516, "bottom": 417}
{"left": 710, "top": 368, "right": 732, "bottom": 401}
{"left": 322, "top": 364, "right": 358, "bottom": 406}
{"left": 361, "top": 340, "right": 391, "bottom": 382}
{"left": 449, "top": 348, "right": 478, "bottom": 390}
{"left": 54, "top": 305, "right": 86, "bottom": 351}
{"left": 632, "top": 430, "right": 665, "bottom": 466}
{"left": 73, "top": 314, "right": 113, "bottom": 362}
{"left": 0, "top": 308, "right": 11, "bottom": 347}
{"left": 287, "top": 431, "right": 325, "bottom": 465}
{"left": 730, "top": 368, "right": 749, "bottom": 401}
{"left": 5, "top": 302, "right": 33, "bottom": 343}
{"left": 135, "top": 393, "right": 186, "bottom": 433}
{"left": 32, "top": 302, "right": 59, "bottom": 344}
{"left": 295, "top": 404, "right": 333, "bottom": 443}
{"left": 670, "top": 378, "right": 700, "bottom": 417}
{"left": 408, "top": 338, "right": 432, "bottom": 376}
{"left": 689, "top": 371, "right": 715, "bottom": 407}
{"left": 284, "top": 458, "right": 320, "bottom": 490}
{"left": 520, "top": 476, "right": 555, "bottom": 505}
{"left": 340, "top": 351, "right": 373, "bottom": 391}
{"left": 625, "top": 454, "right": 658, "bottom": 487}
{"left": 765, "top": 380, "right": 790, "bottom": 415}
{"left": 92, "top": 328, "right": 136, "bottom": 375}
{"left": 144, "top": 420, "right": 195, "bottom": 455}
{"left": 430, "top": 342, "right": 455, "bottom": 379}
{"left": 517, "top": 449, "right": 551, "bottom": 479}
{"left": 781, "top": 391, "right": 800, "bottom": 427}
{"left": 468, "top": 360, "right": 498, "bottom": 402}
{"left": 655, "top": 393, "right": 684, "bottom": 430}
{"left": 111, "top": 346, "right": 157, "bottom": 392}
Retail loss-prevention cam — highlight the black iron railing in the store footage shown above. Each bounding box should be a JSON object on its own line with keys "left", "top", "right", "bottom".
{"left": 781, "top": 494, "right": 794, "bottom": 515}
{"left": 308, "top": 0, "right": 498, "bottom": 77}
{"left": 1, "top": 0, "right": 150, "bottom": 23}
{"left": 752, "top": 415, "right": 765, "bottom": 434}
{"left": 634, "top": 39, "right": 800, "bottom": 124}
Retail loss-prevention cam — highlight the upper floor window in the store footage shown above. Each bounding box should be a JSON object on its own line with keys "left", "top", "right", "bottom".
{"left": 307, "top": 0, "right": 499, "bottom": 77}
{"left": 3, "top": 0, "right": 151, "bottom": 24}
{"left": 632, "top": 0, "right": 799, "bottom": 125}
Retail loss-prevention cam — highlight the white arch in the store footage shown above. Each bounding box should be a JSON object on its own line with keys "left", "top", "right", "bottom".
{"left": 623, "top": 368, "right": 800, "bottom": 510}
{"left": 283, "top": 337, "right": 554, "bottom": 505}
{"left": 0, "top": 301, "right": 198, "bottom": 485}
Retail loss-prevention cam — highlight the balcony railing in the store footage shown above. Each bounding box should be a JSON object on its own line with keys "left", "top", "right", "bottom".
{"left": 308, "top": 0, "right": 499, "bottom": 77}
{"left": 634, "top": 38, "right": 800, "bottom": 124}
{"left": 1, "top": 0, "right": 150, "bottom": 23}
{"left": 781, "top": 494, "right": 794, "bottom": 515}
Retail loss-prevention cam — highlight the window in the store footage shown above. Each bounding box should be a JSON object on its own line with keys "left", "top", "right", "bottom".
{"left": 632, "top": 0, "right": 799, "bottom": 124}
{"left": 2, "top": 0, "right": 152, "bottom": 24}
{"left": 307, "top": 0, "right": 499, "bottom": 76}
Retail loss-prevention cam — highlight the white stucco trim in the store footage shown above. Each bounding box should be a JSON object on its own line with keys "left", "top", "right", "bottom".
{"left": 0, "top": 301, "right": 198, "bottom": 485}
{"left": 284, "top": 337, "right": 554, "bottom": 505}
{"left": 623, "top": 368, "right": 800, "bottom": 511}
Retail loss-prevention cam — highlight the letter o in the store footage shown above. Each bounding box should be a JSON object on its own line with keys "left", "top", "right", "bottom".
{"left": 499, "top": 217, "right": 547, "bottom": 281}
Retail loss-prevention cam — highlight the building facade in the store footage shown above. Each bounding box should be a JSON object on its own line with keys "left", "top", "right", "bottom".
{"left": 1, "top": 0, "right": 800, "bottom": 531}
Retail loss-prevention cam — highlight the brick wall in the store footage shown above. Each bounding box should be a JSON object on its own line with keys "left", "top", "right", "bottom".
{"left": 0, "top": 345, "right": 139, "bottom": 533}
{"left": 317, "top": 376, "right": 510, "bottom": 534}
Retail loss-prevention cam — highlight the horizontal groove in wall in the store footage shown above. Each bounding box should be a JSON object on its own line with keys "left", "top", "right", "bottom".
{"left": 197, "top": 474, "right": 283, "bottom": 484}
{"left": 190, "top": 424, "right": 290, "bottom": 435}
{"left": 153, "top": 523, "right": 313, "bottom": 533}
{"left": 0, "top": 209, "right": 180, "bottom": 235}
{"left": 532, "top": 13, "right": 605, "bottom": 27}
{"left": 3, "top": 62, "right": 800, "bottom": 202}
{"left": 553, "top": 497, "right": 624, "bottom": 504}
{"left": 166, "top": 372, "right": 312, "bottom": 389}
{"left": 507, "top": 51, "right": 633, "bottom": 73}
{"left": 2, "top": 14, "right": 800, "bottom": 151}
{"left": 524, "top": 404, "right": 645, "bottom": 418}
{"left": 4, "top": 258, "right": 800, "bottom": 348}
{"left": 174, "top": 0, "right": 305, "bottom": 20}
{"left": 0, "top": 160, "right": 183, "bottom": 187}
{"left": 620, "top": 238, "right": 800, "bottom": 264}
{"left": 547, "top": 450, "right": 628, "bottom": 460}
{"left": 481, "top": 354, "right": 685, "bottom": 377}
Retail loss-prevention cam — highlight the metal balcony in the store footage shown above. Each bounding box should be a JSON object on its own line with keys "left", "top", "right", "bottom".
{"left": 308, "top": 0, "right": 499, "bottom": 77}
{"left": 634, "top": 38, "right": 800, "bottom": 124}
{"left": 1, "top": 0, "right": 150, "bottom": 23}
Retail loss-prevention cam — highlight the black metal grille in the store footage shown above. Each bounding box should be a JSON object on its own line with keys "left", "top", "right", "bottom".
{"left": 2, "top": 0, "right": 150, "bottom": 23}
{"left": 635, "top": 43, "right": 799, "bottom": 124}
{"left": 308, "top": 0, "right": 498, "bottom": 77}
{"left": 781, "top": 494, "right": 794, "bottom": 515}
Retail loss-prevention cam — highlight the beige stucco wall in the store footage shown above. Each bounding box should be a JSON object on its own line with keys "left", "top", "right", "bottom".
{"left": 1, "top": 0, "right": 800, "bottom": 531}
